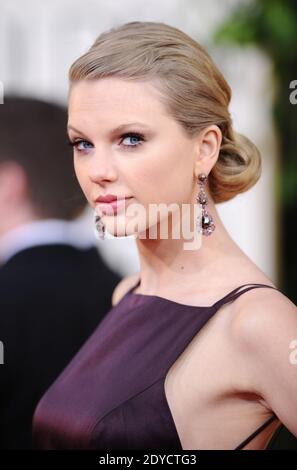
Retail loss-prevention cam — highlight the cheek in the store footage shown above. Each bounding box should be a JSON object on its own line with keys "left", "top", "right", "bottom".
{"left": 163, "top": 143, "right": 194, "bottom": 201}
{"left": 134, "top": 144, "right": 192, "bottom": 204}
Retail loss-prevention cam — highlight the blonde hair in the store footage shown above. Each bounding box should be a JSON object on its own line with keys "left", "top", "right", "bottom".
{"left": 69, "top": 21, "right": 261, "bottom": 203}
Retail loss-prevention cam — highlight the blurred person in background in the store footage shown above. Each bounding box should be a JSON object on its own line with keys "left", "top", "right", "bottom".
{"left": 0, "top": 96, "right": 121, "bottom": 449}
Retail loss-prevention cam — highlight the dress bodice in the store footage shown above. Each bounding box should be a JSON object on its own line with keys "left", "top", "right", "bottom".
{"left": 32, "top": 282, "right": 280, "bottom": 450}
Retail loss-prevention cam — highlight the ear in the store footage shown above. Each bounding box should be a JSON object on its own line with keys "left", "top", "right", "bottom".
{"left": 193, "top": 125, "right": 222, "bottom": 177}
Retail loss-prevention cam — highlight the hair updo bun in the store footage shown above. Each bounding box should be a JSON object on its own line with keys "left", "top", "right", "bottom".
{"left": 69, "top": 20, "right": 262, "bottom": 204}
{"left": 209, "top": 125, "right": 262, "bottom": 203}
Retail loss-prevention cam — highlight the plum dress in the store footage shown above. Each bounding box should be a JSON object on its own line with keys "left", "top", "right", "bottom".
{"left": 32, "top": 281, "right": 281, "bottom": 450}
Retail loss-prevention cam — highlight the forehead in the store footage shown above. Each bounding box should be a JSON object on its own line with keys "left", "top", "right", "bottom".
{"left": 68, "top": 78, "right": 167, "bottom": 119}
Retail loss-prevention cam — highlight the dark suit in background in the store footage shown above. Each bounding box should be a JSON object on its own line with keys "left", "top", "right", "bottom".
{"left": 0, "top": 243, "right": 120, "bottom": 449}
{"left": 0, "top": 96, "right": 122, "bottom": 449}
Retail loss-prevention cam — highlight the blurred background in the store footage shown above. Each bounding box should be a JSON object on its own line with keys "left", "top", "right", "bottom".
{"left": 0, "top": 0, "right": 296, "bottom": 297}
{"left": 0, "top": 0, "right": 297, "bottom": 451}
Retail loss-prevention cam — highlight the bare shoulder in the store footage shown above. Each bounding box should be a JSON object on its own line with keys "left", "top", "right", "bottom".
{"left": 229, "top": 285, "right": 297, "bottom": 437}
{"left": 230, "top": 285, "right": 297, "bottom": 347}
{"left": 111, "top": 272, "right": 140, "bottom": 307}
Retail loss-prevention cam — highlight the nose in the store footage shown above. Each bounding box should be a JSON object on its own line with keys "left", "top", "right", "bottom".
{"left": 88, "top": 151, "right": 117, "bottom": 184}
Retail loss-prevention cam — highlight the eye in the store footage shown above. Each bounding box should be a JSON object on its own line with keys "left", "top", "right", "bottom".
{"left": 67, "top": 139, "right": 93, "bottom": 153}
{"left": 67, "top": 131, "right": 145, "bottom": 154}
{"left": 120, "top": 132, "right": 145, "bottom": 149}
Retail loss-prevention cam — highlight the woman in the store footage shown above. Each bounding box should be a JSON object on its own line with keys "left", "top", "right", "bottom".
{"left": 32, "top": 21, "right": 297, "bottom": 450}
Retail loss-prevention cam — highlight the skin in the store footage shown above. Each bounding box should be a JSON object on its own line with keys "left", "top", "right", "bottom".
{"left": 68, "top": 77, "right": 297, "bottom": 449}
{"left": 68, "top": 77, "right": 250, "bottom": 300}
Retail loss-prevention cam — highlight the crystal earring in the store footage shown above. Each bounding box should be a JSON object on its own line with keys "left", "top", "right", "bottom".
{"left": 196, "top": 173, "right": 215, "bottom": 236}
{"left": 93, "top": 209, "right": 106, "bottom": 240}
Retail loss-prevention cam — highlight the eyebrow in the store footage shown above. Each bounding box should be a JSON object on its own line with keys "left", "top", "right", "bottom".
{"left": 67, "top": 122, "right": 151, "bottom": 136}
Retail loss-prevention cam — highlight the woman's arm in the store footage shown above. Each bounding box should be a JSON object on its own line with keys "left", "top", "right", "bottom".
{"left": 231, "top": 289, "right": 297, "bottom": 438}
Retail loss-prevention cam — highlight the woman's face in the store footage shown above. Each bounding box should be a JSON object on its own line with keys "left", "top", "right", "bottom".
{"left": 67, "top": 77, "right": 202, "bottom": 238}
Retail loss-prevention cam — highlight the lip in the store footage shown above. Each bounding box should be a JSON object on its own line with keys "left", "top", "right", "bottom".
{"left": 96, "top": 197, "right": 134, "bottom": 215}
{"left": 96, "top": 194, "right": 127, "bottom": 203}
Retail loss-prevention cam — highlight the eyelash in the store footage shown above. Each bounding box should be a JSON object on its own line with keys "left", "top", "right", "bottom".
{"left": 67, "top": 132, "right": 145, "bottom": 153}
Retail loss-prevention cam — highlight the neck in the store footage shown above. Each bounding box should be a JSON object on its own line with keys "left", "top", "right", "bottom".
{"left": 134, "top": 198, "right": 242, "bottom": 296}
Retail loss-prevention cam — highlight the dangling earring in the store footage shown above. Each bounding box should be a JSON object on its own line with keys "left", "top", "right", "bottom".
{"left": 196, "top": 173, "right": 215, "bottom": 236}
{"left": 93, "top": 209, "right": 106, "bottom": 240}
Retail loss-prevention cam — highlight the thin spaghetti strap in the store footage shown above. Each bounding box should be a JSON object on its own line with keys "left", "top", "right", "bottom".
{"left": 234, "top": 413, "right": 278, "bottom": 450}
{"left": 212, "top": 283, "right": 280, "bottom": 310}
